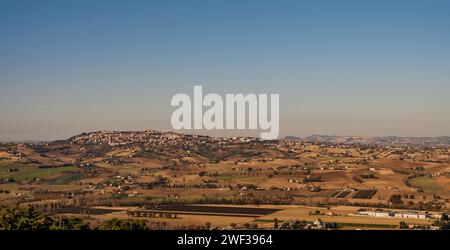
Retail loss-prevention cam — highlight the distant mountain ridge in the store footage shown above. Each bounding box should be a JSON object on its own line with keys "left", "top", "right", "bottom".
{"left": 283, "top": 135, "right": 450, "bottom": 147}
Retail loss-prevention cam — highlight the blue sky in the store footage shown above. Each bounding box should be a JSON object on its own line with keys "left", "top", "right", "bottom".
{"left": 1, "top": 0, "right": 450, "bottom": 140}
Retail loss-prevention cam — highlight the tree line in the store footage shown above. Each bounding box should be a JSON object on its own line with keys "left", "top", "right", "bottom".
{"left": 0, "top": 206, "right": 148, "bottom": 230}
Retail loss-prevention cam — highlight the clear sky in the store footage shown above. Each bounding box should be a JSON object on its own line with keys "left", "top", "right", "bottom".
{"left": 1, "top": 0, "right": 450, "bottom": 141}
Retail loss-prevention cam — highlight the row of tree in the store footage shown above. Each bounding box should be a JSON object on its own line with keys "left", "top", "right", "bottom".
{"left": 0, "top": 206, "right": 148, "bottom": 230}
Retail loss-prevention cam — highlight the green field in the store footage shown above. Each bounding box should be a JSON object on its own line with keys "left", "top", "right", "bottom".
{"left": 335, "top": 222, "right": 397, "bottom": 229}
{"left": 409, "top": 176, "right": 442, "bottom": 191}
{"left": 48, "top": 173, "right": 83, "bottom": 184}
{"left": 253, "top": 219, "right": 398, "bottom": 229}
{"left": 0, "top": 161, "right": 78, "bottom": 182}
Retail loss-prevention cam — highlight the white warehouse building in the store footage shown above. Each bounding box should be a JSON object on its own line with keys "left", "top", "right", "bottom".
{"left": 358, "top": 210, "right": 430, "bottom": 219}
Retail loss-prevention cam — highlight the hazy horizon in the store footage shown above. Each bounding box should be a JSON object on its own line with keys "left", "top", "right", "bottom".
{"left": 1, "top": 127, "right": 450, "bottom": 143}
{"left": 2, "top": 0, "right": 450, "bottom": 141}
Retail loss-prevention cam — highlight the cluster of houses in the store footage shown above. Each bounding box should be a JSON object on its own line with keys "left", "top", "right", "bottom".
{"left": 278, "top": 218, "right": 335, "bottom": 230}
{"left": 431, "top": 170, "right": 450, "bottom": 177}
